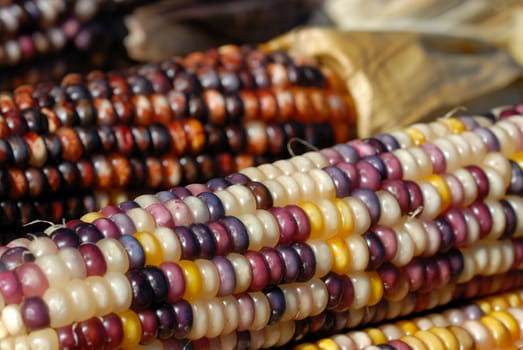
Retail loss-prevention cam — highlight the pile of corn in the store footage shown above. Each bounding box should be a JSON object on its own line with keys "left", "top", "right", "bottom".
{"left": 0, "top": 45, "right": 356, "bottom": 229}
{"left": 1, "top": 42, "right": 523, "bottom": 350}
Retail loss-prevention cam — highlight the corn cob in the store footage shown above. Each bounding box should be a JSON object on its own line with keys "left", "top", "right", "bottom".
{"left": 297, "top": 287, "right": 523, "bottom": 350}
{"left": 0, "top": 106, "right": 522, "bottom": 350}
{"left": 0, "top": 45, "right": 356, "bottom": 226}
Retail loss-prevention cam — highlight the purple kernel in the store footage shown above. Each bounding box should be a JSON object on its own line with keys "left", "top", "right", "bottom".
{"left": 458, "top": 116, "right": 480, "bottom": 130}
{"left": 245, "top": 251, "right": 269, "bottom": 291}
{"left": 93, "top": 217, "right": 121, "bottom": 239}
{"left": 21, "top": 296, "right": 50, "bottom": 330}
{"left": 333, "top": 144, "right": 359, "bottom": 163}
{"left": 422, "top": 143, "right": 447, "bottom": 174}
{"left": 50, "top": 227, "right": 80, "bottom": 248}
{"left": 212, "top": 256, "right": 236, "bottom": 297}
{"left": 291, "top": 242, "right": 316, "bottom": 282}
{"left": 207, "top": 221, "right": 232, "bottom": 256}
{"left": 362, "top": 155, "right": 387, "bottom": 180}
{"left": 174, "top": 226, "right": 199, "bottom": 260}
{"left": 79, "top": 243, "right": 107, "bottom": 276}
{"left": 118, "top": 234, "right": 146, "bottom": 269}
{"left": 355, "top": 161, "right": 382, "bottom": 191}
{"left": 110, "top": 213, "right": 137, "bottom": 236}
{"left": 276, "top": 245, "right": 300, "bottom": 284}
{"left": 323, "top": 273, "right": 344, "bottom": 309}
{"left": 375, "top": 133, "right": 401, "bottom": 152}
{"left": 364, "top": 137, "right": 387, "bottom": 154}
{"left": 142, "top": 266, "right": 168, "bottom": 305}
{"left": 509, "top": 160, "right": 523, "bottom": 195}
{"left": 381, "top": 179, "right": 410, "bottom": 215}
{"left": 146, "top": 203, "right": 175, "bottom": 228}
{"left": 160, "top": 262, "right": 185, "bottom": 304}
{"left": 74, "top": 317, "right": 106, "bottom": 349}
{"left": 373, "top": 225, "right": 398, "bottom": 262}
{"left": 474, "top": 127, "right": 500, "bottom": 152}
{"left": 190, "top": 223, "right": 216, "bottom": 259}
{"left": 349, "top": 140, "right": 377, "bottom": 157}
{"left": 127, "top": 269, "right": 154, "bottom": 311}
{"left": 405, "top": 180, "right": 423, "bottom": 213}
{"left": 156, "top": 303, "right": 176, "bottom": 339}
{"left": 118, "top": 200, "right": 140, "bottom": 212}
{"left": 1, "top": 246, "right": 35, "bottom": 270}
{"left": 269, "top": 207, "right": 298, "bottom": 244}
{"left": 101, "top": 313, "right": 124, "bottom": 349}
{"left": 404, "top": 258, "right": 425, "bottom": 292}
{"left": 285, "top": 205, "right": 311, "bottom": 242}
{"left": 379, "top": 153, "right": 403, "bottom": 180}
{"left": 323, "top": 165, "right": 351, "bottom": 198}
{"left": 169, "top": 186, "right": 191, "bottom": 199}
{"left": 444, "top": 208, "right": 468, "bottom": 247}
{"left": 265, "top": 287, "right": 285, "bottom": 324}
{"left": 156, "top": 190, "right": 176, "bottom": 203}
{"left": 261, "top": 247, "right": 285, "bottom": 285}
{"left": 206, "top": 177, "right": 232, "bottom": 191}
{"left": 363, "top": 231, "right": 386, "bottom": 270}
{"left": 501, "top": 200, "right": 517, "bottom": 239}
{"left": 463, "top": 304, "right": 484, "bottom": 319}
{"left": 435, "top": 217, "right": 454, "bottom": 253}
{"left": 351, "top": 188, "right": 381, "bottom": 227}
{"left": 137, "top": 309, "right": 159, "bottom": 344}
{"left": 172, "top": 300, "right": 193, "bottom": 339}
{"left": 75, "top": 222, "right": 104, "bottom": 243}
{"left": 225, "top": 172, "right": 250, "bottom": 185}
{"left": 465, "top": 165, "right": 489, "bottom": 200}
{"left": 197, "top": 192, "right": 225, "bottom": 221}
{"left": 220, "top": 216, "right": 249, "bottom": 253}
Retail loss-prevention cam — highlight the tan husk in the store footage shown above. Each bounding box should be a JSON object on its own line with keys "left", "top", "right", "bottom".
{"left": 264, "top": 27, "right": 523, "bottom": 137}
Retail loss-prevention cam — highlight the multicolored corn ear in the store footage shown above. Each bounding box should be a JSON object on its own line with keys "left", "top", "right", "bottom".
{"left": 0, "top": 103, "right": 523, "bottom": 349}
{"left": 0, "top": 45, "right": 357, "bottom": 228}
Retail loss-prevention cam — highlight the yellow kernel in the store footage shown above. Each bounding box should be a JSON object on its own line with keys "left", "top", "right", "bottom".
{"left": 400, "top": 335, "right": 428, "bottom": 350}
{"left": 333, "top": 198, "right": 354, "bottom": 237}
{"left": 317, "top": 338, "right": 341, "bottom": 350}
{"left": 365, "top": 328, "right": 387, "bottom": 344}
{"left": 326, "top": 236, "right": 351, "bottom": 274}
{"left": 367, "top": 271, "right": 384, "bottom": 306}
{"left": 490, "top": 310, "right": 521, "bottom": 343}
{"left": 80, "top": 212, "right": 104, "bottom": 223}
{"left": 118, "top": 309, "right": 142, "bottom": 349}
{"left": 300, "top": 201, "right": 325, "bottom": 239}
{"left": 480, "top": 315, "right": 511, "bottom": 348}
{"left": 397, "top": 321, "right": 419, "bottom": 336}
{"left": 415, "top": 330, "right": 446, "bottom": 350}
{"left": 476, "top": 300, "right": 492, "bottom": 314}
{"left": 404, "top": 127, "right": 426, "bottom": 146}
{"left": 133, "top": 231, "right": 163, "bottom": 266}
{"left": 439, "top": 118, "right": 466, "bottom": 133}
{"left": 510, "top": 151, "right": 523, "bottom": 169}
{"left": 429, "top": 327, "right": 460, "bottom": 350}
{"left": 425, "top": 174, "right": 451, "bottom": 213}
{"left": 178, "top": 260, "right": 203, "bottom": 301}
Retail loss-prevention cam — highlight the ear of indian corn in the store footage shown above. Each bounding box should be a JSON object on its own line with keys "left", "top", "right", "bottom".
{"left": 0, "top": 45, "right": 357, "bottom": 228}
{"left": 0, "top": 104, "right": 523, "bottom": 349}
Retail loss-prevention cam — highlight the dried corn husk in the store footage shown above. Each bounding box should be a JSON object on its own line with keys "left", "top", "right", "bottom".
{"left": 264, "top": 27, "right": 523, "bottom": 137}
{"left": 324, "top": 0, "right": 523, "bottom": 65}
